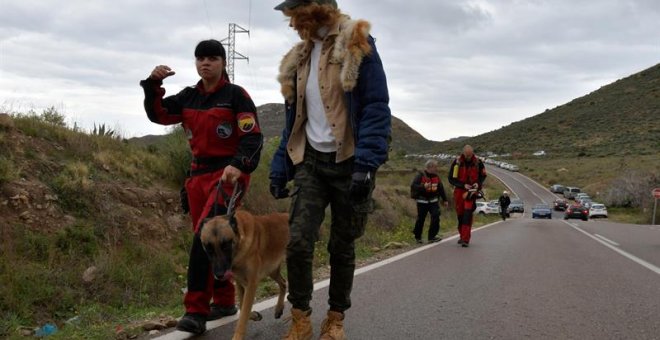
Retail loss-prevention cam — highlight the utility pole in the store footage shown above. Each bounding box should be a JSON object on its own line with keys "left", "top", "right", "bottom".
{"left": 221, "top": 23, "right": 249, "bottom": 83}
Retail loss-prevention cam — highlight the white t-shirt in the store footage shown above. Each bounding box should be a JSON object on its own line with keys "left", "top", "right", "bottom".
{"left": 305, "top": 38, "right": 337, "bottom": 153}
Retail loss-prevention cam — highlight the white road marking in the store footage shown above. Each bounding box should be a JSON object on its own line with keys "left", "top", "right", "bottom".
{"left": 504, "top": 173, "right": 547, "bottom": 204}
{"left": 562, "top": 221, "right": 660, "bottom": 276}
{"left": 594, "top": 234, "right": 620, "bottom": 246}
{"left": 486, "top": 171, "right": 519, "bottom": 198}
{"left": 517, "top": 171, "right": 561, "bottom": 198}
{"left": 155, "top": 222, "right": 503, "bottom": 339}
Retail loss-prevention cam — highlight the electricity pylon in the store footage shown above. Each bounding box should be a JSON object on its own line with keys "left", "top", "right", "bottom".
{"left": 221, "top": 23, "right": 249, "bottom": 83}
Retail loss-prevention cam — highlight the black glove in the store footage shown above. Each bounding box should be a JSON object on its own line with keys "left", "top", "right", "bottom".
{"left": 349, "top": 171, "right": 373, "bottom": 202}
{"left": 269, "top": 180, "right": 290, "bottom": 199}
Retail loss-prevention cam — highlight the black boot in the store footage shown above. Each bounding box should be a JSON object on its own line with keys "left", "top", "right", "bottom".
{"left": 208, "top": 303, "right": 238, "bottom": 321}
{"left": 176, "top": 313, "right": 207, "bottom": 334}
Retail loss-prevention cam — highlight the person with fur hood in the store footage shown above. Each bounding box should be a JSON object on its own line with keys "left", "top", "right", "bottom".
{"left": 269, "top": 0, "right": 391, "bottom": 339}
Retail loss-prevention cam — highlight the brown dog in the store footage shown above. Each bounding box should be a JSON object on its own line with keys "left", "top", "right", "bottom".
{"left": 200, "top": 210, "right": 289, "bottom": 340}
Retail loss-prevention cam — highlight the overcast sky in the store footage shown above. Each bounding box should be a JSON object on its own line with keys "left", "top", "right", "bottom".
{"left": 1, "top": 0, "right": 658, "bottom": 141}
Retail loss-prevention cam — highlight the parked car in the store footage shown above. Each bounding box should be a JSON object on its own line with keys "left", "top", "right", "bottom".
{"left": 579, "top": 199, "right": 593, "bottom": 209}
{"left": 532, "top": 204, "right": 552, "bottom": 219}
{"left": 475, "top": 201, "right": 500, "bottom": 215}
{"left": 563, "top": 187, "right": 581, "bottom": 200}
{"left": 553, "top": 198, "right": 568, "bottom": 211}
{"left": 507, "top": 199, "right": 525, "bottom": 213}
{"left": 589, "top": 203, "right": 608, "bottom": 218}
{"left": 550, "top": 184, "right": 566, "bottom": 194}
{"left": 564, "top": 204, "right": 589, "bottom": 221}
{"left": 575, "top": 193, "right": 590, "bottom": 201}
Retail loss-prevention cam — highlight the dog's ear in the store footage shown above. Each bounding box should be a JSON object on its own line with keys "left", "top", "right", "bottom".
{"left": 199, "top": 217, "right": 212, "bottom": 233}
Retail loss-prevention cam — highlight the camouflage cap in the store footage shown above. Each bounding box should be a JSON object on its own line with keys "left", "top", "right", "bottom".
{"left": 274, "top": 0, "right": 338, "bottom": 11}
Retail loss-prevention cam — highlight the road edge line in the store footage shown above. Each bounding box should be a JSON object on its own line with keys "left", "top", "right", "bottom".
{"left": 487, "top": 170, "right": 519, "bottom": 198}
{"left": 562, "top": 220, "right": 660, "bottom": 276}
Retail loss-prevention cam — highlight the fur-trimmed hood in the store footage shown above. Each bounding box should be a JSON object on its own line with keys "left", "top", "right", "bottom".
{"left": 277, "top": 15, "right": 372, "bottom": 103}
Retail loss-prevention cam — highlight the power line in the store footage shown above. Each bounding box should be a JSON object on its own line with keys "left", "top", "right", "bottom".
{"left": 201, "top": 0, "right": 215, "bottom": 36}
{"left": 248, "top": 0, "right": 252, "bottom": 32}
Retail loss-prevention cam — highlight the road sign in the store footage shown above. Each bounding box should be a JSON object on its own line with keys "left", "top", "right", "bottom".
{"left": 654, "top": 188, "right": 660, "bottom": 199}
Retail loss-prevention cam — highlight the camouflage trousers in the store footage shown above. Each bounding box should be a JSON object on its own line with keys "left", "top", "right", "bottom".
{"left": 286, "top": 145, "right": 374, "bottom": 313}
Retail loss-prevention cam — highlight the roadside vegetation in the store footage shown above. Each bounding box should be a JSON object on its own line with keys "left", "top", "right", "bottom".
{"left": 0, "top": 109, "right": 502, "bottom": 339}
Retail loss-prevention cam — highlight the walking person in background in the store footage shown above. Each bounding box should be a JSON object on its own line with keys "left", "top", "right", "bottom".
{"left": 269, "top": 0, "right": 391, "bottom": 338}
{"left": 410, "top": 160, "right": 449, "bottom": 244}
{"left": 140, "top": 39, "right": 263, "bottom": 335}
{"left": 448, "top": 145, "right": 487, "bottom": 247}
{"left": 498, "top": 190, "right": 511, "bottom": 221}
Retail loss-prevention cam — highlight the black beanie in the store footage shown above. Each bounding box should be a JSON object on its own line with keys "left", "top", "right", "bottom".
{"left": 194, "top": 39, "right": 226, "bottom": 59}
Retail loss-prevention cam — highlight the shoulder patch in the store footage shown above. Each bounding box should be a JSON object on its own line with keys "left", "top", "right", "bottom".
{"left": 237, "top": 112, "right": 257, "bottom": 133}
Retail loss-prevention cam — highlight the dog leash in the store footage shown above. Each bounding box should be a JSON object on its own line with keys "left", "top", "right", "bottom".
{"left": 214, "top": 180, "right": 243, "bottom": 218}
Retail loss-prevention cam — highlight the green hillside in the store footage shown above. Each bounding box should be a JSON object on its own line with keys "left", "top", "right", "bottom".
{"left": 435, "top": 63, "right": 660, "bottom": 157}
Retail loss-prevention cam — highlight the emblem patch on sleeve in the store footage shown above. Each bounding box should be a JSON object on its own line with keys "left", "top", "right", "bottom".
{"left": 237, "top": 112, "right": 257, "bottom": 133}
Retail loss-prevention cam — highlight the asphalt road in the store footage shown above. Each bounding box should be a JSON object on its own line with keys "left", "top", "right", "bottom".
{"left": 154, "top": 165, "right": 660, "bottom": 340}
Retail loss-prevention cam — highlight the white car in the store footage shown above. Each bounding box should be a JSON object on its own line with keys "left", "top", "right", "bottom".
{"left": 575, "top": 193, "right": 590, "bottom": 201}
{"left": 475, "top": 201, "right": 500, "bottom": 215}
{"left": 589, "top": 203, "right": 608, "bottom": 218}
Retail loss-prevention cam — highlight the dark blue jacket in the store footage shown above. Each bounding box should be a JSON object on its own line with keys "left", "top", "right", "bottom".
{"left": 269, "top": 36, "right": 391, "bottom": 184}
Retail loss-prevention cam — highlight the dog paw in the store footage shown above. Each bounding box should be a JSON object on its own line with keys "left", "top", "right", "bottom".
{"left": 274, "top": 308, "right": 283, "bottom": 319}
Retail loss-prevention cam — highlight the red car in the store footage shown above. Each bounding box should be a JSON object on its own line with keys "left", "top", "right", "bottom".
{"left": 553, "top": 198, "right": 568, "bottom": 211}
{"left": 564, "top": 204, "right": 589, "bottom": 221}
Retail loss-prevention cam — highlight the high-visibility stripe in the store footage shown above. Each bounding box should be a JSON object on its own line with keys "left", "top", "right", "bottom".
{"left": 452, "top": 164, "right": 459, "bottom": 178}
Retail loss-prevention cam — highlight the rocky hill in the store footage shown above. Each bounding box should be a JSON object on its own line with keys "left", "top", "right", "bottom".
{"left": 0, "top": 112, "right": 193, "bottom": 336}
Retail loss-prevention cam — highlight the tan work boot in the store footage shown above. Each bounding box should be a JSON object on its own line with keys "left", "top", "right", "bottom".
{"left": 319, "top": 310, "right": 345, "bottom": 340}
{"left": 282, "top": 308, "right": 313, "bottom": 340}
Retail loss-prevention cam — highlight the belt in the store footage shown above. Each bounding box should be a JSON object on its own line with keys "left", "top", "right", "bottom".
{"left": 305, "top": 143, "right": 337, "bottom": 163}
{"left": 190, "top": 156, "right": 232, "bottom": 177}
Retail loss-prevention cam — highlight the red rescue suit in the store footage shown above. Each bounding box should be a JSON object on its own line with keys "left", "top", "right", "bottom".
{"left": 140, "top": 76, "right": 262, "bottom": 315}
{"left": 448, "top": 155, "right": 486, "bottom": 244}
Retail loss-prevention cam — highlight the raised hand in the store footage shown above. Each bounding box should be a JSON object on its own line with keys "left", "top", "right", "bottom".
{"left": 150, "top": 65, "right": 176, "bottom": 81}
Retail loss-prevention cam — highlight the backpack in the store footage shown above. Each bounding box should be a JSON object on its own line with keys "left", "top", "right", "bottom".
{"left": 410, "top": 172, "right": 425, "bottom": 199}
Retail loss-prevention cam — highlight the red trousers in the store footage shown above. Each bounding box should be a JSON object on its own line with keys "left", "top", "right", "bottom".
{"left": 453, "top": 189, "right": 476, "bottom": 244}
{"left": 183, "top": 169, "right": 250, "bottom": 315}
